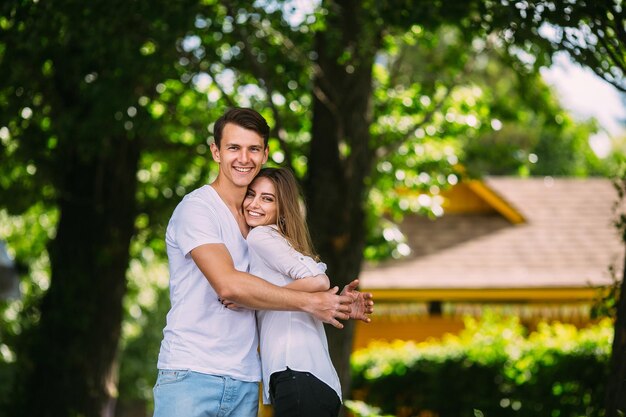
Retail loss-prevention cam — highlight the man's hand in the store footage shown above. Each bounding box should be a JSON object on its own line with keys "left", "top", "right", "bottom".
{"left": 340, "top": 279, "right": 374, "bottom": 323}
{"left": 306, "top": 286, "right": 353, "bottom": 329}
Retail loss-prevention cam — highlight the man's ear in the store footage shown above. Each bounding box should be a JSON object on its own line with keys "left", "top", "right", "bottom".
{"left": 262, "top": 146, "right": 269, "bottom": 164}
{"left": 210, "top": 142, "right": 221, "bottom": 163}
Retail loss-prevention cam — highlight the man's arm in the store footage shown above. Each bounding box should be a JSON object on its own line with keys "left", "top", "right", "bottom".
{"left": 191, "top": 243, "right": 351, "bottom": 328}
{"left": 221, "top": 275, "right": 329, "bottom": 309}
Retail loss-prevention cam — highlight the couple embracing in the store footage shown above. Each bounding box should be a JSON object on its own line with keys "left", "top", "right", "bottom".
{"left": 153, "top": 108, "right": 374, "bottom": 417}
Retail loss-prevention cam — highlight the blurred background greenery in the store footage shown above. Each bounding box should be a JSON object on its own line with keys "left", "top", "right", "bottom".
{"left": 0, "top": 0, "right": 624, "bottom": 416}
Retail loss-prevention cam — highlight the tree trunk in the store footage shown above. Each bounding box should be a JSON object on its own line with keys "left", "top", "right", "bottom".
{"left": 13, "top": 138, "right": 139, "bottom": 417}
{"left": 305, "top": 1, "right": 380, "bottom": 409}
{"left": 605, "top": 245, "right": 626, "bottom": 416}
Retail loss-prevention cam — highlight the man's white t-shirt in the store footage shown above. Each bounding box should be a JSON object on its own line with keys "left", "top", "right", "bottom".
{"left": 247, "top": 225, "right": 341, "bottom": 403}
{"left": 157, "top": 185, "right": 261, "bottom": 382}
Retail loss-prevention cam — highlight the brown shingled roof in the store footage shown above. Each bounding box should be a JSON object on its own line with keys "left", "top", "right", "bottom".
{"left": 360, "top": 177, "right": 624, "bottom": 291}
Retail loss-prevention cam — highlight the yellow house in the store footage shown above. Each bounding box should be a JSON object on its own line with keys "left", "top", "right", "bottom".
{"left": 355, "top": 177, "right": 624, "bottom": 349}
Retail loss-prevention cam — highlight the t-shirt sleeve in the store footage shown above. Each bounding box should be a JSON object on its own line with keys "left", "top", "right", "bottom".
{"left": 173, "top": 196, "right": 223, "bottom": 256}
{"left": 247, "top": 226, "right": 326, "bottom": 280}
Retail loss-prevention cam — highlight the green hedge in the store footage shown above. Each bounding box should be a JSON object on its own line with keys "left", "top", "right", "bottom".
{"left": 350, "top": 313, "right": 613, "bottom": 417}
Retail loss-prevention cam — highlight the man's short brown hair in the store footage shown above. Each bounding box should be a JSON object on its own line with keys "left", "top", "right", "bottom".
{"left": 213, "top": 108, "right": 270, "bottom": 148}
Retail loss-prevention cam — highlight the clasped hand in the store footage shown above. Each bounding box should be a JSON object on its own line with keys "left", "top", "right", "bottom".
{"left": 312, "top": 279, "right": 374, "bottom": 329}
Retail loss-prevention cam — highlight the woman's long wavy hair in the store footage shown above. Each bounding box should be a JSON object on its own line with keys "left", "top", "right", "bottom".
{"left": 252, "top": 167, "right": 319, "bottom": 261}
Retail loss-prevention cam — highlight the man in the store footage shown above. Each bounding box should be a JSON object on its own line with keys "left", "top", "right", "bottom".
{"left": 153, "top": 108, "right": 373, "bottom": 417}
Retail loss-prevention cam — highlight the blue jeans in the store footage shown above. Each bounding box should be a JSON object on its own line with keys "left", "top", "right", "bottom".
{"left": 153, "top": 369, "right": 259, "bottom": 417}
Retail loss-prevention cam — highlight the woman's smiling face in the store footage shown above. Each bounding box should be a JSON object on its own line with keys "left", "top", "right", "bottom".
{"left": 244, "top": 177, "right": 278, "bottom": 227}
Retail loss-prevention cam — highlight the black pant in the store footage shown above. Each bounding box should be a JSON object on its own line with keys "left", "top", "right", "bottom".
{"left": 269, "top": 368, "right": 341, "bottom": 417}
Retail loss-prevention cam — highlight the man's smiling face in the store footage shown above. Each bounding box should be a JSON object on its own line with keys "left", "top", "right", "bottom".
{"left": 210, "top": 123, "right": 269, "bottom": 189}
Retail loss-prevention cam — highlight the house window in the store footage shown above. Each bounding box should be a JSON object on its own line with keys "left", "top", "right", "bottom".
{"left": 428, "top": 300, "right": 442, "bottom": 317}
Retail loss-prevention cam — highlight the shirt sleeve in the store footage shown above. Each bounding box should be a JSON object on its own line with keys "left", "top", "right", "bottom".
{"left": 247, "top": 226, "right": 326, "bottom": 280}
{"left": 173, "top": 195, "right": 223, "bottom": 256}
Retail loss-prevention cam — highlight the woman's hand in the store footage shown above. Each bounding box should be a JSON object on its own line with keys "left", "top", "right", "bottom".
{"left": 340, "top": 279, "right": 374, "bottom": 323}
{"left": 218, "top": 297, "right": 246, "bottom": 311}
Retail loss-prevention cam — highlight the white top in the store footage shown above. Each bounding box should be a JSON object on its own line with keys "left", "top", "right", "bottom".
{"left": 247, "top": 225, "right": 342, "bottom": 404}
{"left": 157, "top": 185, "right": 261, "bottom": 382}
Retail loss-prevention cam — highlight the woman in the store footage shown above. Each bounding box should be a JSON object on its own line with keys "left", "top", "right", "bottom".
{"left": 243, "top": 167, "right": 344, "bottom": 417}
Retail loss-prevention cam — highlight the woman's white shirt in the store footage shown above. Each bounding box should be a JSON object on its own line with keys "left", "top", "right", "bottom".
{"left": 247, "top": 225, "right": 342, "bottom": 404}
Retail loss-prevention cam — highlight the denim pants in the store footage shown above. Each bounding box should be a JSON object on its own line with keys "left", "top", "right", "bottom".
{"left": 153, "top": 369, "right": 259, "bottom": 417}
{"left": 269, "top": 368, "right": 341, "bottom": 417}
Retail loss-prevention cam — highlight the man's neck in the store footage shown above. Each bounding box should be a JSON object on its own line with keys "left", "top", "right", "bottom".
{"left": 210, "top": 177, "right": 247, "bottom": 212}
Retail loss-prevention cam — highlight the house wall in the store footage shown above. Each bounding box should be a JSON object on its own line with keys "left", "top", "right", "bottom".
{"left": 353, "top": 299, "right": 597, "bottom": 350}
{"left": 354, "top": 314, "right": 465, "bottom": 349}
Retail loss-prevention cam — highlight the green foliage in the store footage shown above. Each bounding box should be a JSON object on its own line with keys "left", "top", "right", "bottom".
{"left": 352, "top": 313, "right": 613, "bottom": 417}
{"left": 116, "top": 261, "right": 170, "bottom": 414}
{"left": 0, "top": 208, "right": 54, "bottom": 410}
{"left": 362, "top": 23, "right": 614, "bottom": 260}
{"left": 345, "top": 399, "right": 395, "bottom": 417}
{"left": 485, "top": 0, "right": 625, "bottom": 93}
